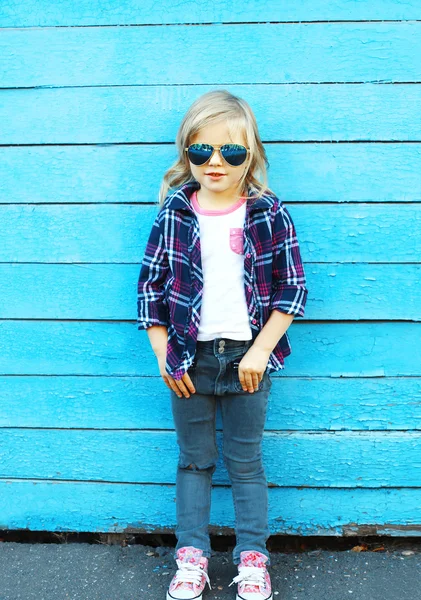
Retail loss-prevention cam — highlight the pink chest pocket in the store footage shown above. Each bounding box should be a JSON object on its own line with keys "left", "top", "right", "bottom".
{"left": 229, "top": 227, "right": 244, "bottom": 255}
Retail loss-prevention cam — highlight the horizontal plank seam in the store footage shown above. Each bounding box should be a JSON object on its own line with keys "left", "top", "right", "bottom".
{"left": 3, "top": 81, "right": 421, "bottom": 93}
{"left": 1, "top": 375, "right": 420, "bottom": 380}
{"left": 0, "top": 477, "right": 419, "bottom": 489}
{"left": 3, "top": 139, "right": 421, "bottom": 149}
{"left": 1, "top": 428, "right": 421, "bottom": 434}
{"left": 2, "top": 20, "right": 421, "bottom": 30}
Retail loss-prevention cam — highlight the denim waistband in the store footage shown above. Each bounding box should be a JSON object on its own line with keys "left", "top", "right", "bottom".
{"left": 196, "top": 337, "right": 253, "bottom": 356}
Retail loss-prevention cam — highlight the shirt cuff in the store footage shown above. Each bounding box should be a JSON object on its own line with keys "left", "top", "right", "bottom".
{"left": 270, "top": 285, "right": 308, "bottom": 318}
{"left": 137, "top": 303, "right": 168, "bottom": 330}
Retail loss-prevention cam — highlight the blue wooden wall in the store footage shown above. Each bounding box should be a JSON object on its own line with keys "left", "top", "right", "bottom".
{"left": 1, "top": 2, "right": 421, "bottom": 536}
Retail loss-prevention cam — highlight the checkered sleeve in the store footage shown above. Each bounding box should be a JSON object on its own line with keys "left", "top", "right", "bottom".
{"left": 137, "top": 210, "right": 169, "bottom": 330}
{"left": 270, "top": 201, "right": 308, "bottom": 318}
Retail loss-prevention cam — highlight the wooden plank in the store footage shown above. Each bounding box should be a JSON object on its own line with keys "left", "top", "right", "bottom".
{"left": 1, "top": 263, "right": 420, "bottom": 321}
{"left": 5, "top": 253, "right": 421, "bottom": 317}
{"left": 1, "top": 23, "right": 421, "bottom": 87}
{"left": 2, "top": 1, "right": 420, "bottom": 27}
{"left": 0, "top": 480, "right": 420, "bottom": 535}
{"left": 0, "top": 321, "right": 420, "bottom": 377}
{"left": 1, "top": 143, "right": 420, "bottom": 204}
{"left": 0, "top": 429, "right": 420, "bottom": 487}
{"left": 2, "top": 85, "right": 421, "bottom": 144}
{"left": 2, "top": 376, "right": 420, "bottom": 431}
{"left": 1, "top": 204, "right": 420, "bottom": 263}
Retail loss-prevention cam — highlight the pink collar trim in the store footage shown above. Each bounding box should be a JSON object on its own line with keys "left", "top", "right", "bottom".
{"left": 191, "top": 190, "right": 247, "bottom": 216}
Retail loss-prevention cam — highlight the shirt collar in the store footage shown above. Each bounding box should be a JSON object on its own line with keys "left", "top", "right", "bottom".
{"left": 164, "top": 180, "right": 275, "bottom": 213}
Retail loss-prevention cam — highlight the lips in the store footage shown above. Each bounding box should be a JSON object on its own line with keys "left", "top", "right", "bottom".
{"left": 206, "top": 173, "right": 225, "bottom": 176}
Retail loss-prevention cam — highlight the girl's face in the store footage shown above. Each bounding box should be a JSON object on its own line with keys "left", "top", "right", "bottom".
{"left": 187, "top": 120, "right": 250, "bottom": 198}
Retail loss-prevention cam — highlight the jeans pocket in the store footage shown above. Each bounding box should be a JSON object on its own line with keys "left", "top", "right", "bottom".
{"left": 231, "top": 359, "right": 269, "bottom": 393}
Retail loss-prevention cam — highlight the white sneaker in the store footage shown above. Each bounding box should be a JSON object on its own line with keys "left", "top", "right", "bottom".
{"left": 166, "top": 546, "right": 211, "bottom": 600}
{"left": 229, "top": 550, "right": 273, "bottom": 600}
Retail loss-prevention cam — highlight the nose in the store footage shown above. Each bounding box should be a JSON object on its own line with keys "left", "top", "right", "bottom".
{"left": 208, "top": 148, "right": 223, "bottom": 166}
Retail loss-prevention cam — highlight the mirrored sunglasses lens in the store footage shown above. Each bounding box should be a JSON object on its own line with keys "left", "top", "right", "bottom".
{"left": 221, "top": 144, "right": 247, "bottom": 166}
{"left": 188, "top": 144, "right": 212, "bottom": 165}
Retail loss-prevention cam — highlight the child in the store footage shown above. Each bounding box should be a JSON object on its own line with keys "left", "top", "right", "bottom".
{"left": 137, "top": 90, "right": 308, "bottom": 600}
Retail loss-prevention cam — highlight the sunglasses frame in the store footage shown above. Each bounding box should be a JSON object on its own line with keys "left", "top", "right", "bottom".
{"left": 184, "top": 143, "right": 251, "bottom": 167}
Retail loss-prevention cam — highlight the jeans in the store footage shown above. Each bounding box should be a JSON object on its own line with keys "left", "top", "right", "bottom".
{"left": 170, "top": 337, "right": 272, "bottom": 565}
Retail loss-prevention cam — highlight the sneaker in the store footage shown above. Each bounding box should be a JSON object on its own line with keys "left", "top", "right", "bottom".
{"left": 166, "top": 546, "right": 211, "bottom": 600}
{"left": 228, "top": 550, "right": 273, "bottom": 600}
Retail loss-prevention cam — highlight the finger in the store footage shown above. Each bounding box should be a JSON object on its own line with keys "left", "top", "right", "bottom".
{"left": 182, "top": 373, "right": 196, "bottom": 394}
{"left": 175, "top": 378, "right": 191, "bottom": 398}
{"left": 249, "top": 373, "right": 260, "bottom": 392}
{"left": 243, "top": 372, "right": 255, "bottom": 393}
{"left": 238, "top": 370, "right": 248, "bottom": 392}
{"left": 165, "top": 376, "right": 183, "bottom": 398}
{"left": 238, "top": 369, "right": 248, "bottom": 392}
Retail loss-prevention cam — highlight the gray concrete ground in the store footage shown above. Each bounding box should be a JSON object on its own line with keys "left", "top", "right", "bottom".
{"left": 0, "top": 542, "right": 420, "bottom": 599}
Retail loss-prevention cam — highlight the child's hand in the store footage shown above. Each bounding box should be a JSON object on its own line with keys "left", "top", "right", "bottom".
{"left": 237, "top": 345, "right": 271, "bottom": 393}
{"left": 157, "top": 355, "right": 196, "bottom": 398}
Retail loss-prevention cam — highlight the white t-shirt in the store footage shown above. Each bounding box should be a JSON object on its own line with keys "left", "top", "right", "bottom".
{"left": 191, "top": 190, "right": 252, "bottom": 341}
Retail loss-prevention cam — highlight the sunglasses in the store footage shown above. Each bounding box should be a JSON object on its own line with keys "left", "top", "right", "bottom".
{"left": 185, "top": 143, "right": 250, "bottom": 167}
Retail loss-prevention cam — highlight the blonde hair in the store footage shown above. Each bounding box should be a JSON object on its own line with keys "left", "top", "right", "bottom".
{"left": 158, "top": 89, "right": 275, "bottom": 206}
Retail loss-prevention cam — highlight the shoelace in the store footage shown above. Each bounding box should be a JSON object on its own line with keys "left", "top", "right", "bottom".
{"left": 229, "top": 565, "right": 266, "bottom": 590}
{"left": 174, "top": 560, "right": 212, "bottom": 590}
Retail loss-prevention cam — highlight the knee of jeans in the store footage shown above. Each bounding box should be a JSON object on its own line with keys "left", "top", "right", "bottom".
{"left": 178, "top": 460, "right": 217, "bottom": 475}
{"left": 223, "top": 453, "right": 264, "bottom": 479}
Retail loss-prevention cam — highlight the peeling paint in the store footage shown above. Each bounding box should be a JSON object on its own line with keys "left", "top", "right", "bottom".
{"left": 343, "top": 523, "right": 421, "bottom": 536}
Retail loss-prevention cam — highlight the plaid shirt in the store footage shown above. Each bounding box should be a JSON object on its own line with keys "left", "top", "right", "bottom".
{"left": 137, "top": 180, "right": 308, "bottom": 380}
